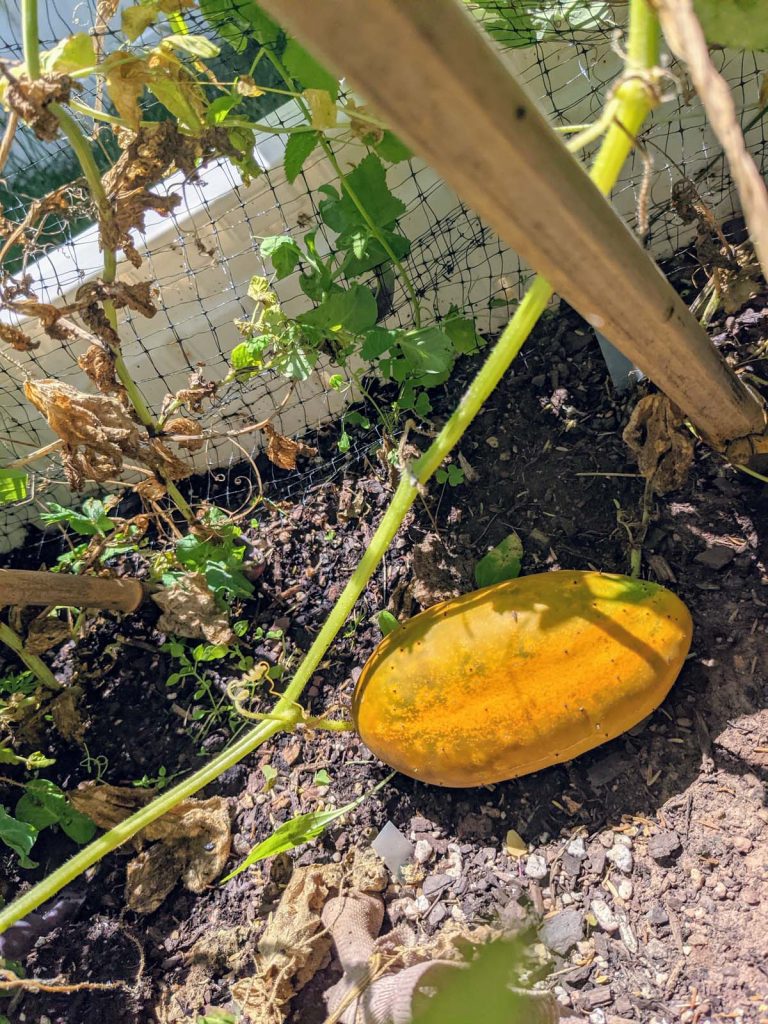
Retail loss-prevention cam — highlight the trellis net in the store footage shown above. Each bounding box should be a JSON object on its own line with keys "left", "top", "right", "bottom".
{"left": 0, "top": 0, "right": 766, "bottom": 550}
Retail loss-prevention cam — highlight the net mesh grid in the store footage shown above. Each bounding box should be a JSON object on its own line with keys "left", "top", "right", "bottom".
{"left": 0, "top": 1, "right": 766, "bottom": 550}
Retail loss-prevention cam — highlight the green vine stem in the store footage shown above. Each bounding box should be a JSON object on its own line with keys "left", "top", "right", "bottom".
{"left": 22, "top": 0, "right": 195, "bottom": 524}
{"left": 0, "top": 0, "right": 660, "bottom": 932}
{"left": 0, "top": 621, "right": 61, "bottom": 691}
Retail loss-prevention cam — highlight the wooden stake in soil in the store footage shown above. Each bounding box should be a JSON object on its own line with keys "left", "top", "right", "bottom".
{"left": 259, "top": 0, "right": 766, "bottom": 450}
{"left": 0, "top": 569, "right": 145, "bottom": 612}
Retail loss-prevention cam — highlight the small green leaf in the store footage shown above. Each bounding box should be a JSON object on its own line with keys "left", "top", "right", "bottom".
{"left": 41, "top": 498, "right": 115, "bottom": 537}
{"left": 693, "top": 0, "right": 768, "bottom": 50}
{"left": 0, "top": 805, "right": 38, "bottom": 868}
{"left": 375, "top": 131, "right": 412, "bottom": 164}
{"left": 162, "top": 34, "right": 221, "bottom": 58}
{"left": 319, "top": 154, "right": 405, "bottom": 233}
{"left": 41, "top": 33, "right": 95, "bottom": 73}
{"left": 261, "top": 235, "right": 302, "bottom": 279}
{"left": 222, "top": 774, "right": 392, "bottom": 880}
{"left": 313, "top": 769, "right": 331, "bottom": 786}
{"left": 284, "top": 130, "right": 319, "bottom": 184}
{"left": 377, "top": 610, "right": 401, "bottom": 635}
{"left": 205, "top": 561, "right": 254, "bottom": 598}
{"left": 0, "top": 468, "right": 28, "bottom": 505}
{"left": 261, "top": 764, "right": 278, "bottom": 791}
{"left": 206, "top": 94, "right": 241, "bottom": 124}
{"left": 474, "top": 532, "right": 524, "bottom": 588}
{"left": 399, "top": 327, "right": 455, "bottom": 383}
{"left": 247, "top": 275, "right": 272, "bottom": 301}
{"left": 298, "top": 285, "right": 378, "bottom": 335}
{"left": 15, "top": 778, "right": 96, "bottom": 845}
{"left": 444, "top": 315, "right": 483, "bottom": 355}
{"left": 283, "top": 38, "right": 339, "bottom": 98}
{"left": 361, "top": 327, "right": 399, "bottom": 361}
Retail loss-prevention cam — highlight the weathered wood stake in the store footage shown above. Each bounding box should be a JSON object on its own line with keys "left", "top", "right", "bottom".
{"left": 0, "top": 569, "right": 145, "bottom": 612}
{"left": 261, "top": 0, "right": 766, "bottom": 449}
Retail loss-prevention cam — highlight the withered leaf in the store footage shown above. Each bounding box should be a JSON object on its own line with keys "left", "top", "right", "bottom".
{"left": 152, "top": 573, "right": 234, "bottom": 645}
{"left": 623, "top": 394, "right": 694, "bottom": 494}
{"left": 49, "top": 686, "right": 86, "bottom": 745}
{"left": 6, "top": 72, "right": 74, "bottom": 141}
{"left": 164, "top": 416, "right": 204, "bottom": 451}
{"left": 145, "top": 438, "right": 193, "bottom": 481}
{"left": 263, "top": 424, "right": 318, "bottom": 471}
{"left": 101, "top": 52, "right": 151, "bottom": 131}
{"left": 69, "top": 784, "right": 231, "bottom": 913}
{"left": 25, "top": 614, "right": 71, "bottom": 655}
{"left": 0, "top": 323, "right": 38, "bottom": 351}
{"left": 78, "top": 344, "right": 122, "bottom": 395}
{"left": 134, "top": 477, "right": 167, "bottom": 502}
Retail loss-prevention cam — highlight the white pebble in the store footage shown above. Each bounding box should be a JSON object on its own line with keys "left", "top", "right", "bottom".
{"left": 413, "top": 839, "right": 434, "bottom": 864}
{"left": 591, "top": 898, "right": 619, "bottom": 933}
{"left": 566, "top": 836, "right": 587, "bottom": 860}
{"left": 606, "top": 844, "right": 634, "bottom": 874}
{"left": 415, "top": 894, "right": 430, "bottom": 914}
{"left": 617, "top": 879, "right": 633, "bottom": 901}
{"left": 599, "top": 830, "right": 615, "bottom": 848}
{"left": 525, "top": 853, "right": 548, "bottom": 879}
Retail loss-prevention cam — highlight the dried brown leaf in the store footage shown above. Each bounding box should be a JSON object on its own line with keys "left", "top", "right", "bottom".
{"left": 6, "top": 72, "right": 74, "bottom": 141}
{"left": 0, "top": 322, "right": 38, "bottom": 351}
{"left": 78, "top": 344, "right": 121, "bottom": 395}
{"left": 164, "top": 416, "right": 204, "bottom": 451}
{"left": 25, "top": 614, "right": 71, "bottom": 655}
{"left": 623, "top": 394, "right": 694, "bottom": 494}
{"left": 152, "top": 572, "right": 234, "bottom": 645}
{"left": 49, "top": 685, "right": 86, "bottom": 745}
{"left": 263, "top": 424, "right": 317, "bottom": 471}
{"left": 70, "top": 781, "right": 153, "bottom": 830}
{"left": 126, "top": 842, "right": 185, "bottom": 914}
{"left": 145, "top": 438, "right": 193, "bottom": 481}
{"left": 134, "top": 477, "right": 167, "bottom": 503}
{"left": 101, "top": 52, "right": 151, "bottom": 131}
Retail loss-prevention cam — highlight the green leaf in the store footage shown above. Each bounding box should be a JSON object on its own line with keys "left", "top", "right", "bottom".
{"left": 284, "top": 130, "right": 319, "bottom": 184}
{"left": 339, "top": 228, "right": 410, "bottom": 277}
{"left": 361, "top": 327, "right": 399, "bottom": 361}
{"left": 261, "top": 764, "right": 278, "bottom": 791}
{"left": 222, "top": 774, "right": 392, "bottom": 881}
{"left": 474, "top": 532, "right": 524, "bottom": 588}
{"left": 162, "top": 34, "right": 221, "bottom": 58}
{"left": 261, "top": 235, "right": 302, "bottom": 279}
{"left": 41, "top": 498, "right": 115, "bottom": 537}
{"left": 319, "top": 154, "right": 406, "bottom": 233}
{"left": 693, "top": 0, "right": 768, "bottom": 50}
{"left": 0, "top": 468, "right": 28, "bottom": 505}
{"left": 298, "top": 285, "right": 378, "bottom": 335}
{"left": 199, "top": 0, "right": 251, "bottom": 51}
{"left": 398, "top": 327, "right": 455, "bottom": 384}
{"left": 16, "top": 779, "right": 97, "bottom": 845}
{"left": 0, "top": 805, "right": 38, "bottom": 869}
{"left": 122, "top": 5, "right": 158, "bottom": 41}
{"left": 377, "top": 610, "right": 401, "bottom": 635}
{"left": 313, "top": 769, "right": 331, "bottom": 786}
{"left": 444, "top": 315, "right": 483, "bottom": 354}
{"left": 205, "top": 561, "right": 254, "bottom": 598}
{"left": 282, "top": 38, "right": 339, "bottom": 98}
{"left": 375, "top": 131, "right": 412, "bottom": 164}
{"left": 242, "top": 3, "right": 282, "bottom": 43}
{"left": 41, "top": 33, "right": 95, "bottom": 73}
{"left": 206, "top": 94, "right": 241, "bottom": 124}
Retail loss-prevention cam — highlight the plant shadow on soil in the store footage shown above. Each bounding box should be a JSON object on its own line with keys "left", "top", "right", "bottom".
{"left": 2, "top": 290, "right": 768, "bottom": 1023}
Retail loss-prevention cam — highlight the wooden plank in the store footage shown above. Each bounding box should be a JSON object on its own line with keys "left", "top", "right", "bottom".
{"left": 260, "top": 0, "right": 765, "bottom": 449}
{"left": 0, "top": 569, "right": 145, "bottom": 612}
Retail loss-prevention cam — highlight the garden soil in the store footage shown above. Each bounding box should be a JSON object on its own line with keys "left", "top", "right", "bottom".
{"left": 2, "top": 287, "right": 767, "bottom": 1024}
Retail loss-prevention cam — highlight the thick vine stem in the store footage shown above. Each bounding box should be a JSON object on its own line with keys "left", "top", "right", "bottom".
{"left": 0, "top": 0, "right": 661, "bottom": 932}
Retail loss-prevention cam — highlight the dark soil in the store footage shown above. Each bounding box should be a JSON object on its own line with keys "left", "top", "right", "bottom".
{"left": 2, "top": 290, "right": 767, "bottom": 1024}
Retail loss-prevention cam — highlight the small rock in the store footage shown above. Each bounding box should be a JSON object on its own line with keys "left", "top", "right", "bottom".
{"left": 415, "top": 894, "right": 430, "bottom": 914}
{"left": 566, "top": 836, "right": 587, "bottom": 860}
{"left": 599, "top": 831, "right": 615, "bottom": 849}
{"left": 647, "top": 830, "right": 682, "bottom": 864}
{"left": 525, "top": 853, "right": 548, "bottom": 880}
{"left": 591, "top": 898, "right": 619, "bottom": 933}
{"left": 444, "top": 844, "right": 463, "bottom": 879}
{"left": 711, "top": 881, "right": 728, "bottom": 900}
{"left": 562, "top": 852, "right": 584, "bottom": 878}
{"left": 646, "top": 904, "right": 668, "bottom": 926}
{"left": 606, "top": 845, "right": 633, "bottom": 875}
{"left": 588, "top": 845, "right": 607, "bottom": 875}
{"left": 579, "top": 987, "right": 613, "bottom": 1011}
{"left": 372, "top": 821, "right": 414, "bottom": 876}
{"left": 617, "top": 879, "right": 633, "bottom": 901}
{"left": 428, "top": 901, "right": 447, "bottom": 928}
{"left": 414, "top": 839, "right": 434, "bottom": 864}
{"left": 694, "top": 545, "right": 735, "bottom": 570}
{"left": 732, "top": 836, "right": 752, "bottom": 854}
{"left": 423, "top": 873, "right": 452, "bottom": 898}
{"left": 741, "top": 888, "right": 760, "bottom": 906}
{"left": 539, "top": 909, "right": 585, "bottom": 955}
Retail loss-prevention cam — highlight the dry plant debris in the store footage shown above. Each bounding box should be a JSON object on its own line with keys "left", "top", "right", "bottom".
{"left": 623, "top": 393, "right": 694, "bottom": 494}
{"left": 152, "top": 572, "right": 235, "bottom": 645}
{"left": 4, "top": 71, "right": 75, "bottom": 141}
{"left": 263, "top": 423, "right": 318, "bottom": 471}
{"left": 69, "top": 784, "right": 231, "bottom": 913}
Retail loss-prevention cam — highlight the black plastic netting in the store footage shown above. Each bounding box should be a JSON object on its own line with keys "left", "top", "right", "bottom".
{"left": 0, "top": 0, "right": 766, "bottom": 550}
